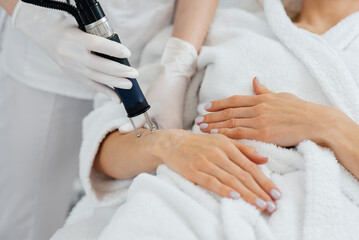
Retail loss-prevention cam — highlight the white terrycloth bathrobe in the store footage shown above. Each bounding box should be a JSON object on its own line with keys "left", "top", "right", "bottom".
{"left": 52, "top": 0, "right": 359, "bottom": 239}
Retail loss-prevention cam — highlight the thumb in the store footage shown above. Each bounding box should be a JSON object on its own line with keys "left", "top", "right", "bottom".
{"left": 253, "top": 77, "right": 273, "bottom": 95}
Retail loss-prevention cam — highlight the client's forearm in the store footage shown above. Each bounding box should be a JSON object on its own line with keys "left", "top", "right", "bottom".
{"left": 94, "top": 129, "right": 165, "bottom": 179}
{"left": 318, "top": 113, "right": 359, "bottom": 180}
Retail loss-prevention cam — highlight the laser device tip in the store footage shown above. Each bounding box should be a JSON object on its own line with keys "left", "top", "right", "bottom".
{"left": 144, "top": 112, "right": 157, "bottom": 134}
{"left": 129, "top": 118, "right": 141, "bottom": 137}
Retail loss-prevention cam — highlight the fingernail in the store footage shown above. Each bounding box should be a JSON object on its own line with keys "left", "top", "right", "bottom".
{"left": 204, "top": 103, "right": 212, "bottom": 110}
{"left": 199, "top": 123, "right": 208, "bottom": 129}
{"left": 266, "top": 201, "right": 276, "bottom": 212}
{"left": 230, "top": 191, "right": 241, "bottom": 200}
{"left": 195, "top": 116, "right": 204, "bottom": 124}
{"left": 255, "top": 76, "right": 262, "bottom": 84}
{"left": 270, "top": 189, "right": 281, "bottom": 200}
{"left": 210, "top": 129, "right": 219, "bottom": 134}
{"left": 255, "top": 198, "right": 267, "bottom": 209}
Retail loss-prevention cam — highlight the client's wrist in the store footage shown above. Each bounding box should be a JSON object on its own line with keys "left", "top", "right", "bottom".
{"left": 308, "top": 106, "right": 359, "bottom": 155}
{"left": 151, "top": 129, "right": 191, "bottom": 162}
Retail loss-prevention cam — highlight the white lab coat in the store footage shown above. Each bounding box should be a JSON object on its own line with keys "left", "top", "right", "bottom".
{"left": 0, "top": 1, "right": 175, "bottom": 239}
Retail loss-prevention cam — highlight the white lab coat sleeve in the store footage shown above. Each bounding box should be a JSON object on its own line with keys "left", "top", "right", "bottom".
{"left": 79, "top": 93, "right": 133, "bottom": 207}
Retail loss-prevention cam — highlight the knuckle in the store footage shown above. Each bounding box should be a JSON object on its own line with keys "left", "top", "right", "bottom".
{"left": 205, "top": 114, "right": 213, "bottom": 122}
{"left": 209, "top": 147, "right": 222, "bottom": 157}
{"left": 258, "top": 103, "right": 269, "bottom": 112}
{"left": 224, "top": 175, "right": 237, "bottom": 186}
{"left": 262, "top": 178, "right": 274, "bottom": 189}
{"left": 253, "top": 104, "right": 263, "bottom": 114}
{"left": 226, "top": 119, "right": 237, "bottom": 128}
{"left": 193, "top": 154, "right": 207, "bottom": 166}
{"left": 204, "top": 176, "right": 217, "bottom": 187}
{"left": 259, "top": 94, "right": 272, "bottom": 102}
{"left": 234, "top": 128, "right": 243, "bottom": 137}
{"left": 223, "top": 108, "right": 234, "bottom": 118}
{"left": 247, "top": 162, "right": 260, "bottom": 173}
{"left": 239, "top": 171, "right": 252, "bottom": 182}
{"left": 229, "top": 95, "right": 240, "bottom": 104}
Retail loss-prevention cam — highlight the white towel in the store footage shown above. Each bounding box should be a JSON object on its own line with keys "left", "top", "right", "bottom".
{"left": 52, "top": 0, "right": 359, "bottom": 239}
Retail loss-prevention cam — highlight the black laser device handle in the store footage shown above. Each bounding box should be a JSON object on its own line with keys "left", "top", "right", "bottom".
{"left": 93, "top": 34, "right": 150, "bottom": 118}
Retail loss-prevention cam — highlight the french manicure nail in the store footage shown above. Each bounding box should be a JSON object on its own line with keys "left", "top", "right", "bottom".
{"left": 204, "top": 103, "right": 212, "bottom": 110}
{"left": 270, "top": 189, "right": 281, "bottom": 200}
{"left": 210, "top": 129, "right": 219, "bottom": 134}
{"left": 255, "top": 198, "right": 267, "bottom": 209}
{"left": 195, "top": 116, "right": 204, "bottom": 124}
{"left": 199, "top": 123, "right": 208, "bottom": 129}
{"left": 230, "top": 191, "right": 241, "bottom": 200}
{"left": 266, "top": 201, "right": 276, "bottom": 212}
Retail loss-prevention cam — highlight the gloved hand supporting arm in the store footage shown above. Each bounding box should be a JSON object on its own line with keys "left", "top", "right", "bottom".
{"left": 119, "top": 0, "right": 219, "bottom": 131}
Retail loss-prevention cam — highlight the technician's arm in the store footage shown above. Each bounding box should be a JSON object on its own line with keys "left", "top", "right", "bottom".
{"left": 120, "top": 0, "right": 220, "bottom": 131}
{"left": 0, "top": 0, "right": 17, "bottom": 15}
{"left": 172, "top": 0, "right": 219, "bottom": 52}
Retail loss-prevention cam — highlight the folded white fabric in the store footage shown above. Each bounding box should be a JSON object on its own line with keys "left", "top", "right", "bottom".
{"left": 53, "top": 0, "right": 359, "bottom": 239}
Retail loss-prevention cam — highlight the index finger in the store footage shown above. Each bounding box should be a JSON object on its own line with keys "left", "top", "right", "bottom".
{"left": 205, "top": 95, "right": 260, "bottom": 112}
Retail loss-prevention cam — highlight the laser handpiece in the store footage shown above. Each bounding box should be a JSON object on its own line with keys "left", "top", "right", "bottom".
{"left": 75, "top": 0, "right": 157, "bottom": 137}
{"left": 22, "top": 0, "right": 157, "bottom": 137}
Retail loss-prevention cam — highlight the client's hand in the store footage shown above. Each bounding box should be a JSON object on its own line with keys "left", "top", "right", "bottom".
{"left": 196, "top": 77, "right": 338, "bottom": 147}
{"left": 153, "top": 130, "right": 281, "bottom": 213}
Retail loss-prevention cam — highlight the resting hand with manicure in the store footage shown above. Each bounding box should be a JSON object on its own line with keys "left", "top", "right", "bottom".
{"left": 95, "top": 129, "right": 281, "bottom": 214}
{"left": 197, "top": 77, "right": 359, "bottom": 180}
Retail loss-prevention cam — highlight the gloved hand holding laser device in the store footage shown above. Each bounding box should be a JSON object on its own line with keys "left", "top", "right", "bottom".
{"left": 12, "top": 1, "right": 137, "bottom": 102}
{"left": 14, "top": 0, "right": 157, "bottom": 136}
{"left": 119, "top": 37, "right": 198, "bottom": 132}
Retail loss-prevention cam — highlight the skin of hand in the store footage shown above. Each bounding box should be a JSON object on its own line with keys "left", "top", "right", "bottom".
{"left": 95, "top": 129, "right": 281, "bottom": 213}
{"left": 197, "top": 77, "right": 359, "bottom": 180}
{"left": 196, "top": 77, "right": 339, "bottom": 147}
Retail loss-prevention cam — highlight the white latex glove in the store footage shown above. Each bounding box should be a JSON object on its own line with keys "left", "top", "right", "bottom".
{"left": 119, "top": 37, "right": 198, "bottom": 132}
{"left": 12, "top": 1, "right": 138, "bottom": 102}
